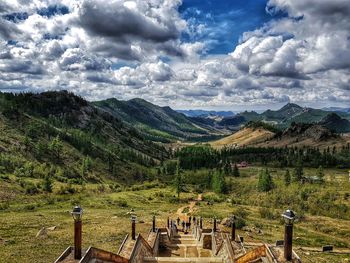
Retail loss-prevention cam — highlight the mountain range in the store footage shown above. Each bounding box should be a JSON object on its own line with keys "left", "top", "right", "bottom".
{"left": 192, "top": 103, "right": 350, "bottom": 133}
{"left": 93, "top": 98, "right": 224, "bottom": 142}
{"left": 0, "top": 90, "right": 349, "bottom": 184}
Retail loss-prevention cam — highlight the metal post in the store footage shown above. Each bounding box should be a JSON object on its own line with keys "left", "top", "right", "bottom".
{"left": 231, "top": 221, "right": 236, "bottom": 241}
{"left": 132, "top": 218, "right": 136, "bottom": 240}
{"left": 213, "top": 218, "right": 217, "bottom": 232}
{"left": 200, "top": 217, "right": 203, "bottom": 229}
{"left": 152, "top": 215, "right": 156, "bottom": 232}
{"left": 284, "top": 224, "right": 293, "bottom": 260}
{"left": 167, "top": 217, "right": 170, "bottom": 228}
{"left": 74, "top": 220, "right": 82, "bottom": 259}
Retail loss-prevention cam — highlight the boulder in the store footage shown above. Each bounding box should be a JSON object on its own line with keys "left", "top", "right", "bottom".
{"left": 221, "top": 217, "right": 232, "bottom": 227}
{"left": 36, "top": 227, "right": 47, "bottom": 238}
{"left": 47, "top": 226, "right": 57, "bottom": 231}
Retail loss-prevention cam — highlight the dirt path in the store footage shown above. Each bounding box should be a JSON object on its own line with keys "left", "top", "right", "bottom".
{"left": 175, "top": 194, "right": 202, "bottom": 221}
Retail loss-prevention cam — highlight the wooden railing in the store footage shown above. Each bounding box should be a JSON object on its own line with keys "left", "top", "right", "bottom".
{"left": 117, "top": 234, "right": 129, "bottom": 255}
{"left": 80, "top": 246, "right": 129, "bottom": 263}
{"left": 128, "top": 234, "right": 155, "bottom": 263}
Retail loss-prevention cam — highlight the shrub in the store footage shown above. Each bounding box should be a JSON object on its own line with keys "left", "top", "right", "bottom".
{"left": 23, "top": 204, "right": 36, "bottom": 211}
{"left": 236, "top": 217, "right": 246, "bottom": 229}
{"left": 259, "top": 207, "right": 278, "bottom": 220}
{"left": 115, "top": 199, "right": 128, "bottom": 208}
{"left": 234, "top": 207, "right": 248, "bottom": 219}
{"left": 24, "top": 182, "right": 40, "bottom": 195}
{"left": 57, "top": 184, "right": 76, "bottom": 194}
{"left": 0, "top": 202, "right": 10, "bottom": 210}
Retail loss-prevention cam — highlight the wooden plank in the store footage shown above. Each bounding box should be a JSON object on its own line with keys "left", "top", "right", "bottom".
{"left": 235, "top": 245, "right": 267, "bottom": 263}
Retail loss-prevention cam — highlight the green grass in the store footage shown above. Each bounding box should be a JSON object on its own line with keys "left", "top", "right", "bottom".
{"left": 0, "top": 166, "right": 350, "bottom": 262}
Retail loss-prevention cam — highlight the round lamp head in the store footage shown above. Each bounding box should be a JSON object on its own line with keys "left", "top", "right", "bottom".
{"left": 131, "top": 214, "right": 137, "bottom": 222}
{"left": 71, "top": 206, "right": 83, "bottom": 222}
{"left": 282, "top": 209, "right": 295, "bottom": 225}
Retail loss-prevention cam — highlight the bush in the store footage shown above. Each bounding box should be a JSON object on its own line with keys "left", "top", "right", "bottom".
{"left": 236, "top": 217, "right": 246, "bottom": 229}
{"left": 23, "top": 181, "right": 40, "bottom": 195}
{"left": 259, "top": 207, "right": 278, "bottom": 220}
{"left": 57, "top": 184, "right": 76, "bottom": 194}
{"left": 115, "top": 199, "right": 128, "bottom": 208}
{"left": 0, "top": 202, "right": 10, "bottom": 210}
{"left": 0, "top": 174, "right": 10, "bottom": 180}
{"left": 23, "top": 204, "right": 36, "bottom": 211}
{"left": 233, "top": 207, "right": 248, "bottom": 219}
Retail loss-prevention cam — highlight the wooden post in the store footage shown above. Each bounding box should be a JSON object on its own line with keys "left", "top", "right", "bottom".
{"left": 74, "top": 220, "right": 82, "bottom": 259}
{"left": 231, "top": 221, "right": 236, "bottom": 241}
{"left": 132, "top": 218, "right": 136, "bottom": 240}
{"left": 152, "top": 215, "right": 156, "bottom": 232}
{"left": 284, "top": 224, "right": 293, "bottom": 261}
{"left": 167, "top": 217, "right": 170, "bottom": 228}
{"left": 200, "top": 217, "right": 203, "bottom": 229}
{"left": 213, "top": 218, "right": 217, "bottom": 232}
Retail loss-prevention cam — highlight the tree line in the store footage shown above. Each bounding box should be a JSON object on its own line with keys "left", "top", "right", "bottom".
{"left": 175, "top": 144, "right": 350, "bottom": 170}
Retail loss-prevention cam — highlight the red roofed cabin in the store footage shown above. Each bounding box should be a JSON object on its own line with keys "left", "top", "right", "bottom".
{"left": 237, "top": 161, "right": 248, "bottom": 168}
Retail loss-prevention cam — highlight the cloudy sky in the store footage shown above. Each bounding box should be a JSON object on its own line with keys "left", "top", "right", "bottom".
{"left": 0, "top": 0, "right": 349, "bottom": 110}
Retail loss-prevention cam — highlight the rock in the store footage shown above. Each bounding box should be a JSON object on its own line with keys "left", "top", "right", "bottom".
{"left": 242, "top": 226, "right": 251, "bottom": 232}
{"left": 36, "top": 227, "right": 47, "bottom": 238}
{"left": 139, "top": 220, "right": 145, "bottom": 223}
{"left": 47, "top": 226, "right": 57, "bottom": 231}
{"left": 221, "top": 217, "right": 232, "bottom": 227}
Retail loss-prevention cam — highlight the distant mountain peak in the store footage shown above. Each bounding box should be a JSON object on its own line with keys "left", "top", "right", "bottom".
{"left": 321, "top": 112, "right": 342, "bottom": 122}
{"left": 279, "top": 102, "right": 302, "bottom": 111}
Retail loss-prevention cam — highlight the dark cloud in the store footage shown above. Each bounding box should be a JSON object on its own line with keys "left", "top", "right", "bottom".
{"left": 0, "top": 18, "right": 21, "bottom": 40}
{"left": 79, "top": 1, "right": 179, "bottom": 43}
{"left": 59, "top": 48, "right": 111, "bottom": 71}
{"left": 0, "top": 59, "right": 44, "bottom": 75}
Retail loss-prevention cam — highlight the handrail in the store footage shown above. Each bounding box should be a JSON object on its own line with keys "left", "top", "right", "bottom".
{"left": 80, "top": 246, "right": 129, "bottom": 263}
{"left": 117, "top": 234, "right": 129, "bottom": 255}
{"left": 223, "top": 233, "right": 235, "bottom": 263}
{"left": 147, "top": 228, "right": 160, "bottom": 250}
{"left": 53, "top": 246, "right": 72, "bottom": 263}
{"left": 129, "top": 234, "right": 154, "bottom": 262}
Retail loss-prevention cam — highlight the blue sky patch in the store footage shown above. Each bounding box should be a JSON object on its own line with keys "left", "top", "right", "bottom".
{"left": 3, "top": 12, "right": 28, "bottom": 22}
{"left": 37, "top": 5, "right": 69, "bottom": 18}
{"left": 180, "top": 0, "right": 277, "bottom": 54}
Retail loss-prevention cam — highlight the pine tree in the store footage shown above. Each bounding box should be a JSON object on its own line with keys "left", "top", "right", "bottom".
{"left": 42, "top": 175, "right": 53, "bottom": 193}
{"left": 293, "top": 159, "right": 303, "bottom": 182}
{"left": 49, "top": 135, "right": 63, "bottom": 159}
{"left": 317, "top": 165, "right": 325, "bottom": 181}
{"left": 212, "top": 170, "right": 227, "bottom": 194}
{"left": 223, "top": 162, "right": 232, "bottom": 176}
{"left": 258, "top": 168, "right": 274, "bottom": 192}
{"left": 284, "top": 169, "right": 291, "bottom": 186}
{"left": 233, "top": 164, "right": 240, "bottom": 177}
{"left": 81, "top": 156, "right": 92, "bottom": 177}
{"left": 174, "top": 162, "right": 184, "bottom": 200}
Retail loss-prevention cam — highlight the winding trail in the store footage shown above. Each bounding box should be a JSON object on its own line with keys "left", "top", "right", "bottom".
{"left": 175, "top": 194, "right": 202, "bottom": 221}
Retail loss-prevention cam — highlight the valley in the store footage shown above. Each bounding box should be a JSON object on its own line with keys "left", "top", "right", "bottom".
{"left": 0, "top": 91, "right": 349, "bottom": 262}
{"left": 0, "top": 167, "right": 349, "bottom": 262}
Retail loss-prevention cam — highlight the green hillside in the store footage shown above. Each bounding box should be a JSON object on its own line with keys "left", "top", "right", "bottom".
{"left": 0, "top": 91, "right": 168, "bottom": 186}
{"left": 94, "top": 98, "right": 217, "bottom": 142}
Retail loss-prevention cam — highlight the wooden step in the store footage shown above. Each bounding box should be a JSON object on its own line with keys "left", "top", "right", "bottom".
{"left": 144, "top": 257, "right": 224, "bottom": 263}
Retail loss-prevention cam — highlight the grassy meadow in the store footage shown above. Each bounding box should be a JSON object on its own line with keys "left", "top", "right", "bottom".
{"left": 0, "top": 166, "right": 350, "bottom": 262}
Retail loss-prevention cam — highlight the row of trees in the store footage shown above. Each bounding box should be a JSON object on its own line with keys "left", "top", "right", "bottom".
{"left": 173, "top": 162, "right": 242, "bottom": 199}
{"left": 258, "top": 164, "right": 326, "bottom": 193}
{"left": 176, "top": 144, "right": 350, "bottom": 170}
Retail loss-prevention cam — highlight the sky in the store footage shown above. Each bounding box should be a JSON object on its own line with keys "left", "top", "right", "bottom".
{"left": 0, "top": 0, "right": 349, "bottom": 111}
